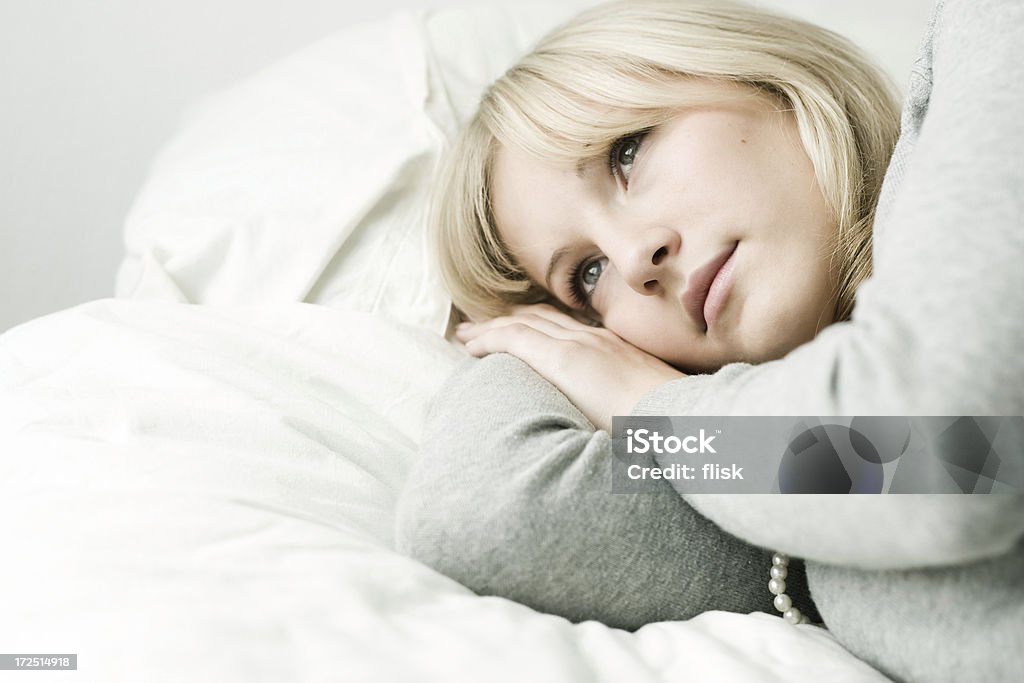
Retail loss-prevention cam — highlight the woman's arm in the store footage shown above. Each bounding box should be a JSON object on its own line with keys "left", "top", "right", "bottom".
{"left": 632, "top": 0, "right": 1024, "bottom": 415}
{"left": 393, "top": 353, "right": 820, "bottom": 630}
{"left": 633, "top": 0, "right": 1024, "bottom": 569}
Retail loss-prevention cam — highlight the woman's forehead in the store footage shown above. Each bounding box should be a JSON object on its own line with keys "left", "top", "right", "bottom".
{"left": 491, "top": 145, "right": 578, "bottom": 223}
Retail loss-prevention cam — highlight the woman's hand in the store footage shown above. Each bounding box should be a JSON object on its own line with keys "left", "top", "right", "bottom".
{"left": 455, "top": 304, "right": 686, "bottom": 432}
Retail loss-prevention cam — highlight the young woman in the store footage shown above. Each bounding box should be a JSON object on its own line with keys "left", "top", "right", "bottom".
{"left": 396, "top": 1, "right": 1024, "bottom": 681}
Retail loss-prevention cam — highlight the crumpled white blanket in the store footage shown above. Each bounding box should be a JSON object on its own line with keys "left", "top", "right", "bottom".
{"left": 0, "top": 300, "right": 891, "bottom": 682}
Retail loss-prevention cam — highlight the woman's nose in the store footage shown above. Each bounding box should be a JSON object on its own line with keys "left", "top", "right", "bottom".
{"left": 617, "top": 227, "right": 682, "bottom": 295}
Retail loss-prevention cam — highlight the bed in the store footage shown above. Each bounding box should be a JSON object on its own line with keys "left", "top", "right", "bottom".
{"left": 0, "top": 2, "right": 927, "bottom": 680}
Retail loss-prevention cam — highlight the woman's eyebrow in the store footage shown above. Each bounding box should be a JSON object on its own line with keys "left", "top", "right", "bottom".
{"left": 545, "top": 246, "right": 572, "bottom": 293}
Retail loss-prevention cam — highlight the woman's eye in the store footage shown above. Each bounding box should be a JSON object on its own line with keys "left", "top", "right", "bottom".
{"left": 569, "top": 256, "right": 608, "bottom": 307}
{"left": 609, "top": 132, "right": 646, "bottom": 186}
{"left": 581, "top": 259, "right": 604, "bottom": 287}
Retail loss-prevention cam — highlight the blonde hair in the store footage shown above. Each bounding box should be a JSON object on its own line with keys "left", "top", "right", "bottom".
{"left": 432, "top": 0, "right": 900, "bottom": 323}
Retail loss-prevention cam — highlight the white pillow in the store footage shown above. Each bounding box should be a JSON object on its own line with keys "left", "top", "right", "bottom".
{"left": 116, "top": 2, "right": 595, "bottom": 335}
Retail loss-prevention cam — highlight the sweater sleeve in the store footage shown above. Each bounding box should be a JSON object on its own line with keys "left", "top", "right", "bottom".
{"left": 633, "top": 0, "right": 1024, "bottom": 570}
{"left": 393, "top": 353, "right": 821, "bottom": 630}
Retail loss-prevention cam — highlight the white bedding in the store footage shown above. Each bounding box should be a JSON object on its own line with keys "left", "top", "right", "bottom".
{"left": 0, "top": 300, "right": 892, "bottom": 682}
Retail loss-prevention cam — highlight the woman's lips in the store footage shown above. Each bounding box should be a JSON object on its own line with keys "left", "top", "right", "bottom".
{"left": 682, "top": 242, "right": 739, "bottom": 332}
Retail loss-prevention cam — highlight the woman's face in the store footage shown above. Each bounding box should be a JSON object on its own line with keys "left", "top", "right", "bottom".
{"left": 490, "top": 82, "right": 841, "bottom": 373}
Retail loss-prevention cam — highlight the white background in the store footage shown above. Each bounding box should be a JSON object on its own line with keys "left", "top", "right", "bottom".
{"left": 0, "top": 0, "right": 933, "bottom": 333}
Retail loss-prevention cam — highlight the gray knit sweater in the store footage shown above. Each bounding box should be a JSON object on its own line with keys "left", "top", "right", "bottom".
{"left": 396, "top": 1, "right": 1024, "bottom": 681}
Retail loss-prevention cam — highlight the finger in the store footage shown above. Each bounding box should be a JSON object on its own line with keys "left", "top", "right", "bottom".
{"left": 462, "top": 321, "right": 567, "bottom": 365}
{"left": 509, "top": 303, "right": 598, "bottom": 331}
{"left": 456, "top": 311, "right": 580, "bottom": 343}
{"left": 454, "top": 322, "right": 478, "bottom": 342}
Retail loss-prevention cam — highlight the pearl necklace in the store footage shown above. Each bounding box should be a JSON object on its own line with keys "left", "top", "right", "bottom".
{"left": 769, "top": 552, "right": 812, "bottom": 625}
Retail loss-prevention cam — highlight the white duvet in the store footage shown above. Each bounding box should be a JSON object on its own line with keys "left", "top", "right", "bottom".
{"left": 0, "top": 300, "right": 891, "bottom": 682}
